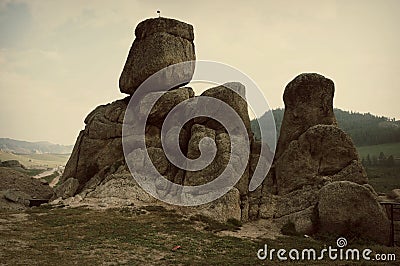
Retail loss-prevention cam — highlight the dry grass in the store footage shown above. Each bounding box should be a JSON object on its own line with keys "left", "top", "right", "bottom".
{"left": 0, "top": 151, "right": 69, "bottom": 168}
{"left": 0, "top": 205, "right": 399, "bottom": 265}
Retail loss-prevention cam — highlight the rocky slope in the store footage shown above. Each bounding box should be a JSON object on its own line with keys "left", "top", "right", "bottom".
{"left": 0, "top": 167, "right": 54, "bottom": 210}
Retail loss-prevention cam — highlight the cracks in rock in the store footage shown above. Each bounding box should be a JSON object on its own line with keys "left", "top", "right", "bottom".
{"left": 317, "top": 156, "right": 323, "bottom": 175}
{"left": 275, "top": 204, "right": 315, "bottom": 219}
{"left": 70, "top": 131, "right": 84, "bottom": 181}
{"left": 88, "top": 135, "right": 123, "bottom": 141}
{"left": 141, "top": 31, "right": 193, "bottom": 43}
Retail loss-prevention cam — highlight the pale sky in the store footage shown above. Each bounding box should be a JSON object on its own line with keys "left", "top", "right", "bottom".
{"left": 0, "top": 0, "right": 399, "bottom": 145}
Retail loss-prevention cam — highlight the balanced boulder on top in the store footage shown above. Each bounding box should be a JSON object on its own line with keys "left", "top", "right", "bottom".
{"left": 119, "top": 18, "right": 196, "bottom": 95}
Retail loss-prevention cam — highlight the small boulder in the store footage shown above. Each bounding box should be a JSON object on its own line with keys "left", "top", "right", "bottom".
{"left": 388, "top": 189, "right": 400, "bottom": 202}
{"left": 0, "top": 167, "right": 54, "bottom": 209}
{"left": 0, "top": 160, "right": 26, "bottom": 169}
{"left": 4, "top": 190, "right": 31, "bottom": 206}
{"left": 276, "top": 206, "right": 316, "bottom": 235}
{"left": 0, "top": 168, "right": 54, "bottom": 199}
{"left": 138, "top": 87, "right": 194, "bottom": 125}
{"left": 200, "top": 82, "right": 251, "bottom": 132}
{"left": 54, "top": 178, "right": 79, "bottom": 199}
{"left": 181, "top": 188, "right": 241, "bottom": 223}
{"left": 317, "top": 181, "right": 390, "bottom": 245}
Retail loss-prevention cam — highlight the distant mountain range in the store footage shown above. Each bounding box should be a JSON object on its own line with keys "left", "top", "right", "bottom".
{"left": 0, "top": 138, "right": 73, "bottom": 154}
{"left": 251, "top": 108, "right": 400, "bottom": 147}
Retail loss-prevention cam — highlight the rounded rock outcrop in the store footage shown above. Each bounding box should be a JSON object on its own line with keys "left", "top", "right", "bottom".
{"left": 276, "top": 73, "right": 337, "bottom": 159}
{"left": 318, "top": 181, "right": 390, "bottom": 245}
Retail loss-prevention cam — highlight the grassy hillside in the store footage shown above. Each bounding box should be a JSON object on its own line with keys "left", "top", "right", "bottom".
{"left": 367, "top": 167, "right": 400, "bottom": 194}
{"left": 354, "top": 142, "right": 400, "bottom": 193}
{"left": 357, "top": 142, "right": 400, "bottom": 160}
{"left": 0, "top": 151, "right": 70, "bottom": 168}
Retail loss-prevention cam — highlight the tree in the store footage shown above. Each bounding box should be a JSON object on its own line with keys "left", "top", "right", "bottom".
{"left": 366, "top": 154, "right": 371, "bottom": 166}
{"left": 379, "top": 152, "right": 386, "bottom": 165}
{"left": 386, "top": 155, "right": 395, "bottom": 167}
{"left": 372, "top": 155, "right": 378, "bottom": 166}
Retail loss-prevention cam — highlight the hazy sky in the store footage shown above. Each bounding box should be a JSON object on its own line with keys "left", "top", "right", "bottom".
{"left": 1, "top": 0, "right": 399, "bottom": 145}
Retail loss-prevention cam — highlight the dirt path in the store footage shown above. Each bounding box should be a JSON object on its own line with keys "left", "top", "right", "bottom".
{"left": 217, "top": 219, "right": 282, "bottom": 240}
{"left": 32, "top": 168, "right": 57, "bottom": 179}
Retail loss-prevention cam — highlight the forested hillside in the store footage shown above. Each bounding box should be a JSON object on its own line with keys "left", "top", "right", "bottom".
{"left": 251, "top": 108, "right": 400, "bottom": 146}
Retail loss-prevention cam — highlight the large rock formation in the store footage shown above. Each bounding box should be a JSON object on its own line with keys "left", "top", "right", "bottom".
{"left": 60, "top": 98, "right": 128, "bottom": 194}
{"left": 57, "top": 18, "right": 390, "bottom": 244}
{"left": 119, "top": 18, "right": 196, "bottom": 95}
{"left": 257, "top": 73, "right": 389, "bottom": 245}
{"left": 59, "top": 81, "right": 256, "bottom": 222}
{"left": 58, "top": 17, "right": 261, "bottom": 223}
